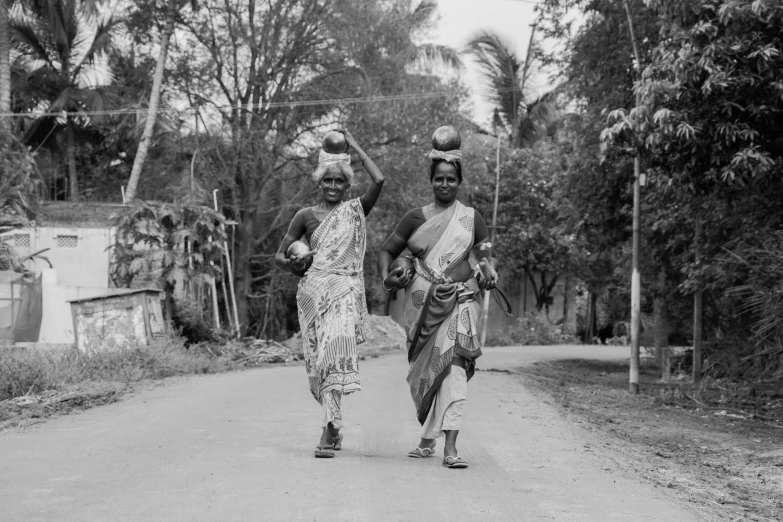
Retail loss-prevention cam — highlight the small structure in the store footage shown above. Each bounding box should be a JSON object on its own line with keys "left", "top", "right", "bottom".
{"left": 0, "top": 271, "right": 43, "bottom": 343}
{"left": 69, "top": 289, "right": 166, "bottom": 351}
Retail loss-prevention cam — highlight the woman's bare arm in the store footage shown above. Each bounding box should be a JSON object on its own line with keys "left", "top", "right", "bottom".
{"left": 340, "top": 129, "right": 384, "bottom": 215}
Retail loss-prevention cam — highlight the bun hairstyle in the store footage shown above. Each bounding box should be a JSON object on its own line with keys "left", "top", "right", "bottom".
{"left": 429, "top": 158, "right": 463, "bottom": 183}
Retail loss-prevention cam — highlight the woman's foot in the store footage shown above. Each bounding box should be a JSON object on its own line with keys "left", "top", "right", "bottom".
{"left": 442, "top": 454, "right": 469, "bottom": 468}
{"left": 315, "top": 426, "right": 338, "bottom": 458}
{"left": 408, "top": 438, "right": 437, "bottom": 458}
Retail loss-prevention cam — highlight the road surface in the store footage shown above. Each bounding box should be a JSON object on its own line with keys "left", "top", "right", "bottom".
{"left": 1, "top": 345, "right": 702, "bottom": 521}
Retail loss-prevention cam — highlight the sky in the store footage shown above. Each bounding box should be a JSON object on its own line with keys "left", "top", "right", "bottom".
{"left": 432, "top": 0, "right": 553, "bottom": 127}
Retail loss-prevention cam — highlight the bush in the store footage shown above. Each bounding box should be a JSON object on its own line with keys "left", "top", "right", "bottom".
{"left": 487, "top": 312, "right": 580, "bottom": 347}
{"left": 0, "top": 337, "right": 236, "bottom": 401}
{"left": 171, "top": 298, "right": 221, "bottom": 345}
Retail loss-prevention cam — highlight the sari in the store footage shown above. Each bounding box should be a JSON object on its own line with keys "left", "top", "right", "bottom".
{"left": 403, "top": 201, "right": 482, "bottom": 435}
{"left": 296, "top": 198, "right": 372, "bottom": 428}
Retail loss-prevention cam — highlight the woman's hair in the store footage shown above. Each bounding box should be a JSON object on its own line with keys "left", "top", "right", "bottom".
{"left": 429, "top": 159, "right": 462, "bottom": 183}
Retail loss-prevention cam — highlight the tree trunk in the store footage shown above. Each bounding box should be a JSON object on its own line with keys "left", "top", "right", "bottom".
{"left": 563, "top": 271, "right": 577, "bottom": 335}
{"left": 234, "top": 213, "right": 252, "bottom": 335}
{"left": 653, "top": 269, "right": 670, "bottom": 381}
{"left": 124, "top": 0, "right": 177, "bottom": 201}
{"left": 66, "top": 119, "right": 79, "bottom": 201}
{"left": 693, "top": 219, "right": 703, "bottom": 384}
{"left": 0, "top": 2, "right": 10, "bottom": 130}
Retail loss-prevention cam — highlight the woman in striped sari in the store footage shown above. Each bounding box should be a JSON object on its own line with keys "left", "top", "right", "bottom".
{"left": 377, "top": 149, "right": 498, "bottom": 469}
{"left": 275, "top": 130, "right": 384, "bottom": 458}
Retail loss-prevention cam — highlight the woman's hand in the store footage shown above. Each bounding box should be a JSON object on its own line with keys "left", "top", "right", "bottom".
{"left": 338, "top": 129, "right": 358, "bottom": 151}
{"left": 477, "top": 258, "right": 498, "bottom": 290}
{"left": 288, "top": 254, "right": 308, "bottom": 273}
{"left": 384, "top": 267, "right": 412, "bottom": 290}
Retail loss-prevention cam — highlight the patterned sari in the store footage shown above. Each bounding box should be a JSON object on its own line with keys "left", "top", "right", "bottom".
{"left": 403, "top": 201, "right": 482, "bottom": 428}
{"left": 296, "top": 198, "right": 372, "bottom": 428}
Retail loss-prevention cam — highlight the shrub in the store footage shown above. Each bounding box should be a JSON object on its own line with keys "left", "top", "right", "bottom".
{"left": 0, "top": 337, "right": 236, "bottom": 401}
{"left": 487, "top": 312, "right": 580, "bottom": 347}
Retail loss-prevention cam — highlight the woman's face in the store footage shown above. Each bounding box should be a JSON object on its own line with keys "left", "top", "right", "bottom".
{"left": 431, "top": 162, "right": 460, "bottom": 205}
{"left": 320, "top": 167, "right": 348, "bottom": 204}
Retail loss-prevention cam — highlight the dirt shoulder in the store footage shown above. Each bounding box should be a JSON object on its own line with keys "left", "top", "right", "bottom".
{"left": 517, "top": 358, "right": 783, "bottom": 522}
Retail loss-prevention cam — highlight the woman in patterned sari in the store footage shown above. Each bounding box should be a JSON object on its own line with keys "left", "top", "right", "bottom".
{"left": 377, "top": 148, "right": 498, "bottom": 469}
{"left": 275, "top": 130, "right": 384, "bottom": 458}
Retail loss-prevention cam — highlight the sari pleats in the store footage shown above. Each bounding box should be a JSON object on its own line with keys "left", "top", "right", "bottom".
{"left": 296, "top": 199, "right": 372, "bottom": 425}
{"left": 403, "top": 201, "right": 483, "bottom": 427}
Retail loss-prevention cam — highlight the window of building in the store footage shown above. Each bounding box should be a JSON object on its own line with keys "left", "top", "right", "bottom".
{"left": 57, "top": 235, "right": 78, "bottom": 248}
{"left": 14, "top": 234, "right": 30, "bottom": 248}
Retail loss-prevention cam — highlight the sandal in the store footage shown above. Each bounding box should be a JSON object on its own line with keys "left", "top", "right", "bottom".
{"left": 314, "top": 444, "right": 335, "bottom": 458}
{"left": 332, "top": 433, "right": 343, "bottom": 451}
{"left": 442, "top": 455, "right": 469, "bottom": 469}
{"left": 408, "top": 442, "right": 437, "bottom": 458}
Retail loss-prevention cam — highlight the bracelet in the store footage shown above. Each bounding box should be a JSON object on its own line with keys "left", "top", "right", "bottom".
{"left": 360, "top": 154, "right": 369, "bottom": 163}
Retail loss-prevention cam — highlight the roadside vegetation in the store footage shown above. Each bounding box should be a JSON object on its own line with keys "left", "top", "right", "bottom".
{"left": 0, "top": 338, "right": 237, "bottom": 429}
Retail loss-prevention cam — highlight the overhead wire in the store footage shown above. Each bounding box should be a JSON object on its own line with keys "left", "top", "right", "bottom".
{"left": 0, "top": 85, "right": 536, "bottom": 119}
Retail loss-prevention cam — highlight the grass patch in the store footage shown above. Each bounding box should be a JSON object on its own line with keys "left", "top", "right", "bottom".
{"left": 519, "top": 359, "right": 783, "bottom": 522}
{"left": 0, "top": 337, "right": 238, "bottom": 430}
{"left": 487, "top": 312, "right": 579, "bottom": 347}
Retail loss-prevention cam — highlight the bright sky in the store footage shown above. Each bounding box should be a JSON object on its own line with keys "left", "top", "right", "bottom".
{"left": 432, "top": 0, "right": 553, "bottom": 127}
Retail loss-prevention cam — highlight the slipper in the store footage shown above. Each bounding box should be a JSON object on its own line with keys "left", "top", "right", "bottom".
{"left": 332, "top": 434, "right": 343, "bottom": 451}
{"left": 314, "top": 444, "right": 335, "bottom": 458}
{"left": 442, "top": 455, "right": 469, "bottom": 469}
{"left": 408, "top": 442, "right": 437, "bottom": 458}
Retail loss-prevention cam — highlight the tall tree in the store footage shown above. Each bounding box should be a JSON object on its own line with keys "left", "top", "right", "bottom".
{"left": 466, "top": 30, "right": 552, "bottom": 147}
{"left": 10, "top": 0, "right": 120, "bottom": 201}
{"left": 124, "top": 0, "right": 193, "bottom": 202}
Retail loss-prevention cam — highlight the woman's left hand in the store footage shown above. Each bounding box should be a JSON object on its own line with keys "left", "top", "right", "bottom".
{"left": 337, "top": 129, "right": 358, "bottom": 150}
{"left": 477, "top": 259, "right": 498, "bottom": 290}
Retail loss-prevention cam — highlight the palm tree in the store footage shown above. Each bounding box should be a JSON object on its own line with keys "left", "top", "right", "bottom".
{"left": 408, "top": 1, "right": 463, "bottom": 71}
{"left": 0, "top": 2, "right": 11, "bottom": 126}
{"left": 10, "top": 0, "right": 120, "bottom": 201}
{"left": 124, "top": 0, "right": 185, "bottom": 202}
{"left": 466, "top": 29, "right": 553, "bottom": 148}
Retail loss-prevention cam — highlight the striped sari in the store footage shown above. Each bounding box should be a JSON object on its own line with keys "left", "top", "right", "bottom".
{"left": 296, "top": 198, "right": 372, "bottom": 428}
{"left": 403, "top": 201, "right": 482, "bottom": 435}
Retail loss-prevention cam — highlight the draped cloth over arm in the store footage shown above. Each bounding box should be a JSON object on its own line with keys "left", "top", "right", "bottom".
{"left": 402, "top": 201, "right": 483, "bottom": 426}
{"left": 296, "top": 198, "right": 372, "bottom": 428}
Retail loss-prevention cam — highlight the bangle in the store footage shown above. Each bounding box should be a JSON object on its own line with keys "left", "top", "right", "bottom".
{"left": 361, "top": 154, "right": 369, "bottom": 163}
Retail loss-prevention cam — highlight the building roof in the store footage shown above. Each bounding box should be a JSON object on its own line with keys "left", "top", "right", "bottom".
{"left": 37, "top": 202, "right": 126, "bottom": 228}
{"left": 67, "top": 288, "right": 161, "bottom": 304}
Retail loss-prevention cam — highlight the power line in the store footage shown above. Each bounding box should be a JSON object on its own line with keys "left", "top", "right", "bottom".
{"left": 0, "top": 85, "right": 536, "bottom": 119}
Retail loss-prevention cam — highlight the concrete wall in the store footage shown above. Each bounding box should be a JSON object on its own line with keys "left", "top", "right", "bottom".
{"left": 37, "top": 269, "right": 123, "bottom": 346}
{"left": 5, "top": 226, "right": 114, "bottom": 288}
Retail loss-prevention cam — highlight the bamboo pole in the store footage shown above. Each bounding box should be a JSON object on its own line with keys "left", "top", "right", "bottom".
{"left": 480, "top": 131, "right": 501, "bottom": 346}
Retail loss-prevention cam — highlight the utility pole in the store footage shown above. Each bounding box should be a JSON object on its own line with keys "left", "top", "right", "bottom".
{"left": 623, "top": 0, "right": 643, "bottom": 395}
{"left": 480, "top": 131, "right": 502, "bottom": 346}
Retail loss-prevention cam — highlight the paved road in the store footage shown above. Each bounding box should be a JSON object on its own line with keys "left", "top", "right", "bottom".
{"left": 1, "top": 345, "right": 702, "bottom": 521}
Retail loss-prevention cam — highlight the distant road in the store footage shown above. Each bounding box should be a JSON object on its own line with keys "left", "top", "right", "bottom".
{"left": 0, "top": 345, "right": 702, "bottom": 521}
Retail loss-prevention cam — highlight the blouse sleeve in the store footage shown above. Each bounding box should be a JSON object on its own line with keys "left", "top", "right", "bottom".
{"left": 474, "top": 210, "right": 490, "bottom": 244}
{"left": 392, "top": 208, "right": 426, "bottom": 242}
{"left": 286, "top": 208, "right": 308, "bottom": 240}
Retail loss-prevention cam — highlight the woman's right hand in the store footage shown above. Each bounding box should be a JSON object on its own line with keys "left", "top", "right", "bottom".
{"left": 384, "top": 267, "right": 412, "bottom": 289}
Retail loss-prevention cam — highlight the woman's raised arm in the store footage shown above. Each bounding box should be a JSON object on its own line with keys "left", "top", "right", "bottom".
{"left": 340, "top": 129, "right": 384, "bottom": 215}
